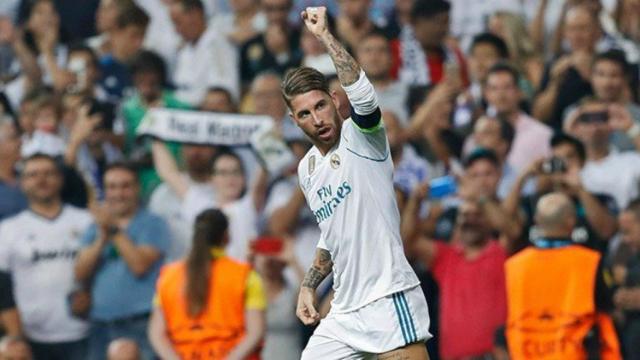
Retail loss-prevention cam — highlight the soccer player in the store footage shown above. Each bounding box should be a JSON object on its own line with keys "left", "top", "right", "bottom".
{"left": 282, "top": 7, "right": 431, "bottom": 360}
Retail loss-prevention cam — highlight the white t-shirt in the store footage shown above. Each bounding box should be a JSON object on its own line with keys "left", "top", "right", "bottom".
{"left": 149, "top": 176, "right": 213, "bottom": 261}
{"left": 181, "top": 186, "right": 258, "bottom": 262}
{"left": 297, "top": 119, "right": 420, "bottom": 314}
{"left": 173, "top": 24, "right": 239, "bottom": 104}
{"left": 581, "top": 151, "right": 640, "bottom": 209}
{"left": 0, "top": 206, "right": 93, "bottom": 342}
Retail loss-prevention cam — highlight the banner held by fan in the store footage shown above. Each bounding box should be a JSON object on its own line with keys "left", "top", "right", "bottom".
{"left": 137, "top": 108, "right": 296, "bottom": 176}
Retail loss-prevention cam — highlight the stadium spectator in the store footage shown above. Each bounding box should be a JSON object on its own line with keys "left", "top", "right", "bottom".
{"left": 0, "top": 116, "right": 26, "bottom": 220}
{"left": 461, "top": 33, "right": 509, "bottom": 116}
{"left": 384, "top": 111, "right": 430, "bottom": 201}
{"left": 613, "top": 199, "right": 640, "bottom": 359}
{"left": 74, "top": 163, "right": 170, "bottom": 360}
{"left": 564, "top": 49, "right": 640, "bottom": 151}
{"left": 152, "top": 142, "right": 267, "bottom": 261}
{"left": 136, "top": 0, "right": 181, "bottom": 73}
{"left": 505, "top": 192, "right": 621, "bottom": 359}
{"left": 148, "top": 143, "right": 217, "bottom": 261}
{"left": 97, "top": 2, "right": 149, "bottom": 103}
{"left": 170, "top": 0, "right": 240, "bottom": 104}
{"left": 334, "top": 0, "right": 384, "bottom": 51}
{"left": 566, "top": 99, "right": 640, "bottom": 209}
{"left": 503, "top": 133, "right": 618, "bottom": 251}
{"left": 391, "top": 0, "right": 467, "bottom": 87}
{"left": 488, "top": 11, "right": 544, "bottom": 92}
{"left": 209, "top": 0, "right": 266, "bottom": 45}
{"left": 613, "top": 0, "right": 640, "bottom": 44}
{"left": 0, "top": 154, "right": 93, "bottom": 360}
{"left": 469, "top": 115, "right": 517, "bottom": 199}
{"left": 404, "top": 193, "right": 510, "bottom": 359}
{"left": 253, "top": 239, "right": 304, "bottom": 360}
{"left": 199, "top": 87, "right": 236, "bottom": 113}
{"left": 239, "top": 0, "right": 301, "bottom": 87}
{"left": 475, "top": 63, "right": 552, "bottom": 172}
{"left": 355, "top": 32, "right": 410, "bottom": 126}
{"left": 533, "top": 3, "right": 598, "bottom": 131}
{"left": 120, "top": 50, "right": 188, "bottom": 201}
{"left": 87, "top": 0, "right": 133, "bottom": 57}
{"left": 380, "top": 0, "right": 413, "bottom": 39}
{"left": 264, "top": 134, "right": 319, "bottom": 271}
{"left": 149, "top": 209, "right": 266, "bottom": 359}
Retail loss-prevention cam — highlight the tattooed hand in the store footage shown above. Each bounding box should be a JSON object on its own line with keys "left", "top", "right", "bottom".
{"left": 301, "top": 6, "right": 329, "bottom": 39}
{"left": 297, "top": 248, "right": 333, "bottom": 325}
{"left": 301, "top": 6, "right": 361, "bottom": 86}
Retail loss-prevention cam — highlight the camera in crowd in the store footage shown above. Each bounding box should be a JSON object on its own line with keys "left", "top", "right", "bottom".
{"left": 541, "top": 157, "right": 567, "bottom": 174}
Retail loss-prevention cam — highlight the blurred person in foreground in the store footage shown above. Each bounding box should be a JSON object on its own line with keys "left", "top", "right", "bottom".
{"left": 505, "top": 192, "right": 621, "bottom": 359}
{"left": 148, "top": 209, "right": 265, "bottom": 360}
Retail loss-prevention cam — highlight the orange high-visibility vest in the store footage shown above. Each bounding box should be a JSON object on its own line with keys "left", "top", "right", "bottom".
{"left": 505, "top": 245, "right": 621, "bottom": 360}
{"left": 157, "top": 257, "right": 259, "bottom": 360}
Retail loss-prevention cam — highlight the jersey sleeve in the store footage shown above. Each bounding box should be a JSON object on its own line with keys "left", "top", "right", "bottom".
{"left": 245, "top": 270, "right": 267, "bottom": 310}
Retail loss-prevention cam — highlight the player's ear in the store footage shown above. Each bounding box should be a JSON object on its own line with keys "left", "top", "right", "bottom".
{"left": 330, "top": 90, "right": 340, "bottom": 111}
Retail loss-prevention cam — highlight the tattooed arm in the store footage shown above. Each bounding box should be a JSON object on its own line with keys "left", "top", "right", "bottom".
{"left": 296, "top": 248, "right": 333, "bottom": 325}
{"left": 302, "top": 7, "right": 381, "bottom": 130}
{"left": 302, "top": 7, "right": 360, "bottom": 86}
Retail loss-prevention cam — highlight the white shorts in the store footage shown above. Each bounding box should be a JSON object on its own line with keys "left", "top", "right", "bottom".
{"left": 301, "top": 286, "right": 432, "bottom": 360}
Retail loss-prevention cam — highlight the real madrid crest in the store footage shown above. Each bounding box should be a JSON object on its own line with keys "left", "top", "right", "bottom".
{"left": 308, "top": 155, "right": 316, "bottom": 175}
{"left": 330, "top": 153, "right": 341, "bottom": 169}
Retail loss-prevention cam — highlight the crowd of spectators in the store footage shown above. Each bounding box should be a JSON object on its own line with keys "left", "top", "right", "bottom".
{"left": 0, "top": 0, "right": 639, "bottom": 359}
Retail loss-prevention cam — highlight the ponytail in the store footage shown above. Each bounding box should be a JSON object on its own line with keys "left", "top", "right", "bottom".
{"left": 185, "top": 209, "right": 228, "bottom": 316}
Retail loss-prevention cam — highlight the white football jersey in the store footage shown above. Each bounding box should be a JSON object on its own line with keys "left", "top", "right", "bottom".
{"left": 0, "top": 206, "right": 92, "bottom": 342}
{"left": 298, "top": 118, "right": 420, "bottom": 313}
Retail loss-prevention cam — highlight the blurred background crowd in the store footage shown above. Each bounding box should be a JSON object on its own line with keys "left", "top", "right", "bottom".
{"left": 0, "top": 0, "right": 640, "bottom": 359}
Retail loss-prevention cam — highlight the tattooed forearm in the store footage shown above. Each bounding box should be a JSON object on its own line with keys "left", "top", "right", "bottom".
{"left": 301, "top": 248, "right": 333, "bottom": 289}
{"left": 320, "top": 33, "right": 361, "bottom": 86}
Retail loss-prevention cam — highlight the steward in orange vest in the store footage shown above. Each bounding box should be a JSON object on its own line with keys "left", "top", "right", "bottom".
{"left": 149, "top": 209, "right": 266, "bottom": 360}
{"left": 505, "top": 193, "right": 621, "bottom": 360}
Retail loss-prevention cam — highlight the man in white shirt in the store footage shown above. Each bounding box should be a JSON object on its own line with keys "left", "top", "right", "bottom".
{"left": 567, "top": 99, "right": 640, "bottom": 209}
{"left": 282, "top": 7, "right": 431, "bottom": 359}
{"left": 0, "top": 154, "right": 93, "bottom": 360}
{"left": 169, "top": 0, "right": 240, "bottom": 105}
{"left": 481, "top": 63, "right": 553, "bottom": 172}
{"left": 148, "top": 144, "right": 217, "bottom": 261}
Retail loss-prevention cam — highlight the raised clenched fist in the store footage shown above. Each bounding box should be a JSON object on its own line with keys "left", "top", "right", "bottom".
{"left": 301, "top": 6, "right": 329, "bottom": 38}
